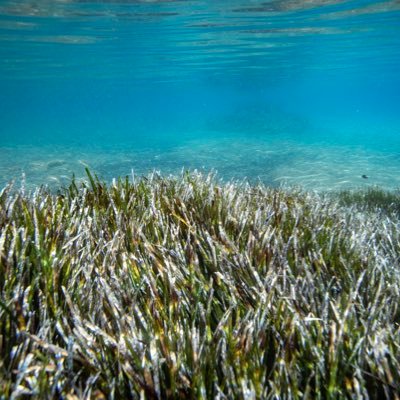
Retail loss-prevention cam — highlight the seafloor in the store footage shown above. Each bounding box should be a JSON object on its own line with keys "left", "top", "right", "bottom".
{"left": 1, "top": 136, "right": 400, "bottom": 192}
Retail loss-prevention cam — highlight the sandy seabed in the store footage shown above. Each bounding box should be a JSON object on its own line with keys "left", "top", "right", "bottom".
{"left": 1, "top": 136, "right": 399, "bottom": 191}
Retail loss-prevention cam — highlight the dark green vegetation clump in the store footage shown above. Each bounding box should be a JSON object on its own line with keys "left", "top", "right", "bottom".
{"left": 1, "top": 171, "right": 399, "bottom": 399}
{"left": 338, "top": 186, "right": 400, "bottom": 217}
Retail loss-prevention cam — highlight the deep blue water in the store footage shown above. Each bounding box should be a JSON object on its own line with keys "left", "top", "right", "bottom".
{"left": 1, "top": 0, "right": 400, "bottom": 190}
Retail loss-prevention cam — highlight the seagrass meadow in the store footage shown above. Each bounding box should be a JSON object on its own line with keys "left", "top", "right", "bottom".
{"left": 0, "top": 170, "right": 400, "bottom": 399}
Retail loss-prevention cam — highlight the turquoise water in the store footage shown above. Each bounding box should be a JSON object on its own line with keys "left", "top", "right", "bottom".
{"left": 1, "top": 0, "right": 400, "bottom": 191}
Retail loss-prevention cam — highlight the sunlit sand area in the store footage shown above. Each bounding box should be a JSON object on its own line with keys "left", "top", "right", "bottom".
{"left": 2, "top": 137, "right": 400, "bottom": 192}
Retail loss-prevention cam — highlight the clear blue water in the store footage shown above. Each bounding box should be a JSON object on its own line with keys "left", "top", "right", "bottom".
{"left": 1, "top": 0, "right": 400, "bottom": 191}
